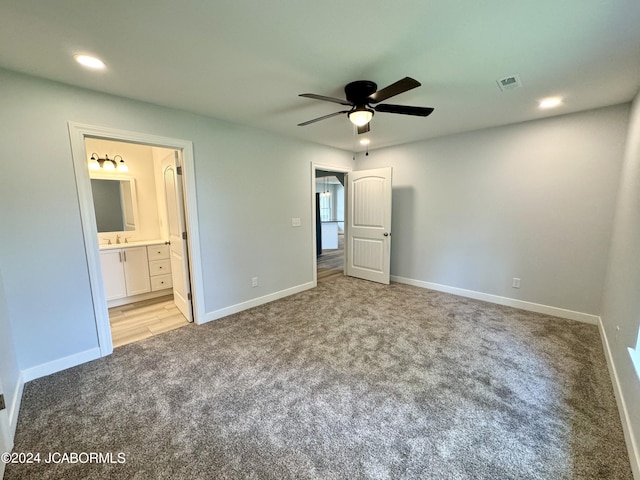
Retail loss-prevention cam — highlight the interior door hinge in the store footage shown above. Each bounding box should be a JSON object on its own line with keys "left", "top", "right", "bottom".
{"left": 182, "top": 231, "right": 187, "bottom": 240}
{"left": 0, "top": 394, "right": 5, "bottom": 411}
{"left": 187, "top": 293, "right": 192, "bottom": 301}
{"left": 176, "top": 166, "right": 183, "bottom": 175}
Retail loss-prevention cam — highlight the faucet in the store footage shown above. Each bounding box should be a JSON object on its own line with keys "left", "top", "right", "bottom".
{"left": 124, "top": 237, "right": 131, "bottom": 244}
{"left": 107, "top": 239, "right": 112, "bottom": 245}
{"left": 116, "top": 234, "right": 121, "bottom": 244}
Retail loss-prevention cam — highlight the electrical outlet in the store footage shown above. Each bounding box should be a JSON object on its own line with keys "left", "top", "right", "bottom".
{"left": 251, "top": 276, "right": 258, "bottom": 288}
{"left": 291, "top": 217, "right": 301, "bottom": 227}
{"left": 512, "top": 277, "right": 521, "bottom": 289}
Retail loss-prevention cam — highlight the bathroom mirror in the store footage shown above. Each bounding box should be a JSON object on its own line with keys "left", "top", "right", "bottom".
{"left": 90, "top": 176, "right": 138, "bottom": 233}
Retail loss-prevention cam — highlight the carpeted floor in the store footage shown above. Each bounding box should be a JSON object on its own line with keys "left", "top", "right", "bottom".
{"left": 5, "top": 276, "right": 632, "bottom": 479}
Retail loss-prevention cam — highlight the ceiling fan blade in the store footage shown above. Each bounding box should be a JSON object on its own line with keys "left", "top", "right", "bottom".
{"left": 368, "top": 77, "right": 421, "bottom": 103}
{"left": 298, "top": 110, "right": 349, "bottom": 126}
{"left": 357, "top": 123, "right": 370, "bottom": 135}
{"left": 374, "top": 104, "right": 434, "bottom": 117}
{"left": 299, "top": 93, "right": 353, "bottom": 106}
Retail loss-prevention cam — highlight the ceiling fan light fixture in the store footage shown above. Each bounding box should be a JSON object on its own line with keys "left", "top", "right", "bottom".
{"left": 348, "top": 107, "right": 374, "bottom": 126}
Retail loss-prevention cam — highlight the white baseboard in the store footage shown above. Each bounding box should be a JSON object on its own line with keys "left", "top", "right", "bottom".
{"left": 391, "top": 276, "right": 599, "bottom": 324}
{"left": 21, "top": 347, "right": 101, "bottom": 383}
{"left": 598, "top": 318, "right": 640, "bottom": 479}
{"left": 2, "top": 350, "right": 99, "bottom": 472}
{"left": 200, "top": 282, "right": 315, "bottom": 324}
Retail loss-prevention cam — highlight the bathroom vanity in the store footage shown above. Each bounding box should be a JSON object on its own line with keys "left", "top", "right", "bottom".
{"left": 100, "top": 241, "right": 173, "bottom": 307}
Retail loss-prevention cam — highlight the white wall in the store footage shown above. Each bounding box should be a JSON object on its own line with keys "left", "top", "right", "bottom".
{"left": 357, "top": 105, "right": 629, "bottom": 317}
{"left": 0, "top": 68, "right": 352, "bottom": 374}
{"left": 600, "top": 91, "right": 640, "bottom": 477}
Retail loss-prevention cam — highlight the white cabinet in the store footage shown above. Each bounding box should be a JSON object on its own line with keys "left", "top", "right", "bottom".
{"left": 100, "top": 249, "right": 127, "bottom": 300}
{"left": 100, "top": 246, "right": 151, "bottom": 301}
{"left": 147, "top": 244, "right": 173, "bottom": 292}
{"left": 123, "top": 247, "right": 152, "bottom": 296}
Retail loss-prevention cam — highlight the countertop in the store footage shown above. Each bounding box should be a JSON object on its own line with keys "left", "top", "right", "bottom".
{"left": 99, "top": 240, "right": 167, "bottom": 250}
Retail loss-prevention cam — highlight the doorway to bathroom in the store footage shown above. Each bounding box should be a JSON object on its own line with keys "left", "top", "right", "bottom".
{"left": 85, "top": 138, "right": 192, "bottom": 347}
{"left": 69, "top": 123, "right": 204, "bottom": 356}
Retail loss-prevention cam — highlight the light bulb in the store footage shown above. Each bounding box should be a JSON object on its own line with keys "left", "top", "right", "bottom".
{"left": 88, "top": 155, "right": 100, "bottom": 170}
{"left": 348, "top": 108, "right": 373, "bottom": 126}
{"left": 539, "top": 97, "right": 562, "bottom": 109}
{"left": 74, "top": 54, "right": 106, "bottom": 70}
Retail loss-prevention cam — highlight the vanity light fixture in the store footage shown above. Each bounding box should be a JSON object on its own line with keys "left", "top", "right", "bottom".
{"left": 102, "top": 155, "right": 115, "bottom": 171}
{"left": 89, "top": 152, "right": 128, "bottom": 172}
{"left": 88, "top": 153, "right": 100, "bottom": 170}
{"left": 114, "top": 155, "right": 129, "bottom": 172}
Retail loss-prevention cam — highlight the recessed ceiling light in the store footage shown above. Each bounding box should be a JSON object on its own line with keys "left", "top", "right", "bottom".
{"left": 359, "top": 138, "right": 370, "bottom": 146}
{"left": 539, "top": 97, "right": 562, "bottom": 109}
{"left": 74, "top": 54, "right": 105, "bottom": 70}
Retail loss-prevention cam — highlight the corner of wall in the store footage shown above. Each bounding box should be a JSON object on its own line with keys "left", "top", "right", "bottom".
{"left": 597, "top": 317, "right": 640, "bottom": 478}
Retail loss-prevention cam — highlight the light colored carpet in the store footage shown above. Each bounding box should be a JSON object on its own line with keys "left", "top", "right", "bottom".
{"left": 5, "top": 276, "right": 632, "bottom": 479}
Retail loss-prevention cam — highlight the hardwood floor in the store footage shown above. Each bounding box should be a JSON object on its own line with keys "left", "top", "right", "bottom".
{"left": 109, "top": 295, "right": 191, "bottom": 348}
{"left": 317, "top": 233, "right": 344, "bottom": 282}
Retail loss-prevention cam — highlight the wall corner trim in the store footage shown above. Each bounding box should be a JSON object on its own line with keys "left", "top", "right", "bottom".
{"left": 390, "top": 276, "right": 600, "bottom": 324}
{"left": 598, "top": 318, "right": 640, "bottom": 479}
{"left": 8, "top": 371, "right": 24, "bottom": 439}
{"left": 201, "top": 282, "right": 315, "bottom": 324}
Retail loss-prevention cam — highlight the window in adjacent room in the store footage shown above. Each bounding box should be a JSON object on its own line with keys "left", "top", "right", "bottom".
{"left": 630, "top": 326, "right": 640, "bottom": 382}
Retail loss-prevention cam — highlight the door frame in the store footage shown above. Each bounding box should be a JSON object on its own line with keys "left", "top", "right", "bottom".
{"left": 68, "top": 122, "right": 205, "bottom": 357}
{"left": 310, "top": 162, "right": 352, "bottom": 287}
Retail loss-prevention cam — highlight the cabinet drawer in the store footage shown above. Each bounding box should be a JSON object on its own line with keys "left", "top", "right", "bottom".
{"left": 150, "top": 274, "right": 173, "bottom": 291}
{"left": 147, "top": 244, "right": 170, "bottom": 261}
{"left": 149, "top": 259, "right": 171, "bottom": 276}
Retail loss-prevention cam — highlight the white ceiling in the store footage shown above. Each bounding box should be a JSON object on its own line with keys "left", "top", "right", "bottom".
{"left": 1, "top": 0, "right": 639, "bottom": 152}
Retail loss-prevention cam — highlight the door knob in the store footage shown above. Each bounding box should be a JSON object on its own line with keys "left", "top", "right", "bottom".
{"left": 383, "top": 232, "right": 389, "bottom": 237}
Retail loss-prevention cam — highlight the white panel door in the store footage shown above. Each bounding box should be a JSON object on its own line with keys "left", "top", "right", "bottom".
{"left": 346, "top": 167, "right": 392, "bottom": 284}
{"left": 164, "top": 162, "right": 192, "bottom": 322}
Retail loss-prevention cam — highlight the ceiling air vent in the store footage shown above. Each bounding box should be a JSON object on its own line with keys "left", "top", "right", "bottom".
{"left": 496, "top": 75, "right": 522, "bottom": 91}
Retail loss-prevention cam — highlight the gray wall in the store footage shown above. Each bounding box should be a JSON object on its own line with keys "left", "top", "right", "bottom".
{"left": 357, "top": 105, "right": 629, "bottom": 315}
{"left": 0, "top": 68, "right": 352, "bottom": 372}
{"left": 601, "top": 91, "right": 640, "bottom": 475}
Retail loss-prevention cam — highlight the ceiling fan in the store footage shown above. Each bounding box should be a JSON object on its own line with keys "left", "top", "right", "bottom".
{"left": 298, "top": 77, "right": 434, "bottom": 134}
